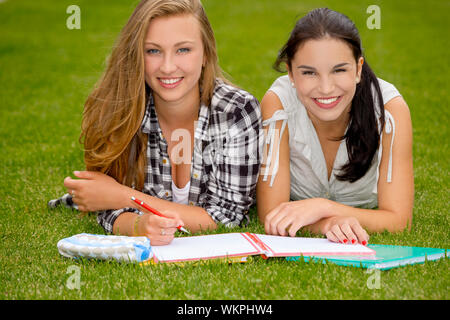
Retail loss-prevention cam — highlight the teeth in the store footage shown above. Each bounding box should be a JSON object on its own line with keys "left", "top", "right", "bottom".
{"left": 316, "top": 97, "right": 339, "bottom": 104}
{"left": 160, "top": 78, "right": 181, "bottom": 85}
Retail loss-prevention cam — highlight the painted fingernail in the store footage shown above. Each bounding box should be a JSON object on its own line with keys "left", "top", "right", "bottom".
{"left": 343, "top": 239, "right": 348, "bottom": 244}
{"left": 362, "top": 240, "right": 367, "bottom": 246}
{"left": 351, "top": 239, "right": 356, "bottom": 244}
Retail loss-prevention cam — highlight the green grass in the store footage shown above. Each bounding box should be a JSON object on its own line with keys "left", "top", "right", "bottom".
{"left": 0, "top": 0, "right": 448, "bottom": 300}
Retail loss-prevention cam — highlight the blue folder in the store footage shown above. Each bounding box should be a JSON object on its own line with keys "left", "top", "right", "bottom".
{"left": 286, "top": 244, "right": 448, "bottom": 270}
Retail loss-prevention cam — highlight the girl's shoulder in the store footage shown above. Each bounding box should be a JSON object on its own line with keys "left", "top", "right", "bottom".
{"left": 373, "top": 78, "right": 409, "bottom": 128}
{"left": 210, "top": 79, "right": 261, "bottom": 118}
{"left": 266, "top": 75, "right": 301, "bottom": 114}
{"left": 271, "top": 74, "right": 291, "bottom": 88}
{"left": 376, "top": 78, "right": 402, "bottom": 105}
{"left": 200, "top": 79, "right": 262, "bottom": 139}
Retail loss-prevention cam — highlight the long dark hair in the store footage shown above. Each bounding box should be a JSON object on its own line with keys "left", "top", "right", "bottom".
{"left": 274, "top": 8, "right": 385, "bottom": 183}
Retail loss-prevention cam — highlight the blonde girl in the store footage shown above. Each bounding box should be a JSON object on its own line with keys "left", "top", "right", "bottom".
{"left": 50, "top": 0, "right": 263, "bottom": 245}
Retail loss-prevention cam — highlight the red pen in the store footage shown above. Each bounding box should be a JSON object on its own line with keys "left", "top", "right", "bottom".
{"left": 131, "top": 196, "right": 190, "bottom": 234}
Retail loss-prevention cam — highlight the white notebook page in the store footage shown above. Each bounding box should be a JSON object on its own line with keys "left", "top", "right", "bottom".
{"left": 253, "top": 234, "right": 375, "bottom": 257}
{"left": 151, "top": 233, "right": 260, "bottom": 263}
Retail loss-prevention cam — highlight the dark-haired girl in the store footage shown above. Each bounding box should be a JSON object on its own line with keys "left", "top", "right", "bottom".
{"left": 256, "top": 8, "right": 413, "bottom": 244}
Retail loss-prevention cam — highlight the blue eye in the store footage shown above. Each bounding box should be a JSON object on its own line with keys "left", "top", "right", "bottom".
{"left": 146, "top": 48, "right": 160, "bottom": 54}
{"left": 177, "top": 48, "right": 190, "bottom": 53}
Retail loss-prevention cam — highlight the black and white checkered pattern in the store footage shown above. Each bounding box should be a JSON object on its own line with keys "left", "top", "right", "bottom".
{"left": 49, "top": 80, "right": 263, "bottom": 233}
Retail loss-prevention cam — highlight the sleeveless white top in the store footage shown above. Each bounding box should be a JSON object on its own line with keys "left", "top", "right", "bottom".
{"left": 171, "top": 180, "right": 190, "bottom": 205}
{"left": 262, "top": 76, "right": 401, "bottom": 208}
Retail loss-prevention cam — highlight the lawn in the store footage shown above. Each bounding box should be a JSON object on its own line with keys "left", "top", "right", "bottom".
{"left": 0, "top": 0, "right": 448, "bottom": 301}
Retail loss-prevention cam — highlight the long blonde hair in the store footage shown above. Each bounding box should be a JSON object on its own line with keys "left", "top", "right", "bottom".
{"left": 81, "top": 0, "right": 229, "bottom": 190}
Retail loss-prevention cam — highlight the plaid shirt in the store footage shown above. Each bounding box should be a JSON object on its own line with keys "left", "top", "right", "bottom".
{"left": 49, "top": 80, "right": 263, "bottom": 233}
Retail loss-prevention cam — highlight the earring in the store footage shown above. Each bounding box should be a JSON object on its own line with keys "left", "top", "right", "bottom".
{"left": 291, "top": 82, "right": 295, "bottom": 88}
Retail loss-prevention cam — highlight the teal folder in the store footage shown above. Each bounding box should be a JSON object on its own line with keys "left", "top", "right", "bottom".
{"left": 286, "top": 244, "right": 448, "bottom": 270}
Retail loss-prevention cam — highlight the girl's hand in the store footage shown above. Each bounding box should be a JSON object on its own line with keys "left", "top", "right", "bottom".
{"left": 135, "top": 213, "right": 184, "bottom": 246}
{"left": 63, "top": 171, "right": 128, "bottom": 212}
{"left": 264, "top": 198, "right": 331, "bottom": 237}
{"left": 324, "top": 216, "right": 369, "bottom": 245}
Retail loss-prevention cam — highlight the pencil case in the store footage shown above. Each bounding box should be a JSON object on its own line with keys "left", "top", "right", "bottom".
{"left": 57, "top": 233, "right": 152, "bottom": 263}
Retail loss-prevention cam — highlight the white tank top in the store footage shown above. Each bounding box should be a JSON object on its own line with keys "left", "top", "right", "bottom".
{"left": 262, "top": 76, "right": 401, "bottom": 208}
{"left": 171, "top": 180, "right": 190, "bottom": 205}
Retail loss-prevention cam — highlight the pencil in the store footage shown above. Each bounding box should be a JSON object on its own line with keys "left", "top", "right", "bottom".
{"left": 131, "top": 196, "right": 190, "bottom": 234}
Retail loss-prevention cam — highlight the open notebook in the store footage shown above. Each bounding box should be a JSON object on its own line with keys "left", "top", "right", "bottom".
{"left": 148, "top": 233, "right": 375, "bottom": 263}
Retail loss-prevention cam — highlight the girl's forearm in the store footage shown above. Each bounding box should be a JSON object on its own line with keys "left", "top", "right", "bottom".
{"left": 113, "top": 212, "right": 140, "bottom": 236}
{"left": 117, "top": 186, "right": 217, "bottom": 233}
{"left": 139, "top": 195, "right": 217, "bottom": 233}
{"left": 306, "top": 198, "right": 411, "bottom": 234}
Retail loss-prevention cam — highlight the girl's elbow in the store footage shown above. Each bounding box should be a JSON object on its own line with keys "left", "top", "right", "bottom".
{"left": 257, "top": 208, "right": 268, "bottom": 224}
{"left": 399, "top": 216, "right": 413, "bottom": 232}
{"left": 389, "top": 213, "right": 412, "bottom": 233}
{"left": 256, "top": 202, "right": 270, "bottom": 224}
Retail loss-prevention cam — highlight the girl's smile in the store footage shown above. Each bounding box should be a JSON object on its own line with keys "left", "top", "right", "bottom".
{"left": 158, "top": 77, "right": 184, "bottom": 89}
{"left": 312, "top": 96, "right": 343, "bottom": 109}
